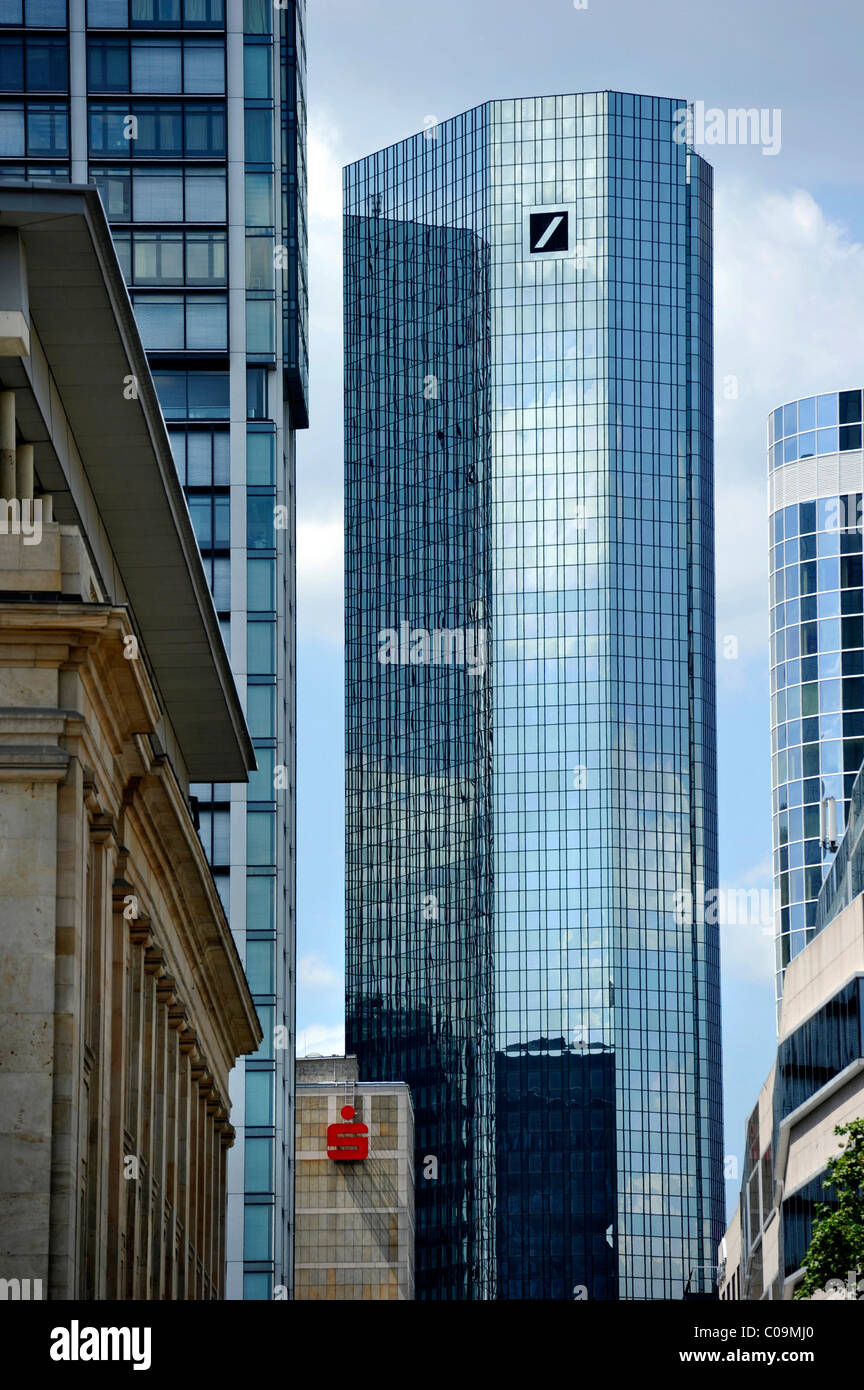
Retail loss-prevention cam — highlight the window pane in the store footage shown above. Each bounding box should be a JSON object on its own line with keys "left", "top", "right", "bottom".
{"left": 245, "top": 234, "right": 273, "bottom": 289}
{"left": 186, "top": 293, "right": 226, "bottom": 350}
{"left": 0, "top": 2, "right": 22, "bottom": 23}
{"left": 247, "top": 493, "right": 273, "bottom": 549}
{"left": 210, "top": 554, "right": 229, "bottom": 607}
{"left": 188, "top": 493, "right": 212, "bottom": 548}
{"left": 247, "top": 619, "right": 275, "bottom": 674}
{"left": 132, "top": 229, "right": 183, "bottom": 283}
{"left": 113, "top": 229, "right": 131, "bottom": 281}
{"left": 187, "top": 371, "right": 229, "bottom": 419}
{"left": 243, "top": 0, "right": 269, "bottom": 35}
{"left": 246, "top": 298, "right": 274, "bottom": 354}
{"left": 212, "top": 428, "right": 229, "bottom": 483}
{"left": 247, "top": 874, "right": 274, "bottom": 930}
{"left": 152, "top": 369, "right": 186, "bottom": 418}
{"left": 132, "top": 293, "right": 184, "bottom": 350}
{"left": 0, "top": 105, "right": 24, "bottom": 156}
{"left": 131, "top": 0, "right": 180, "bottom": 25}
{"left": 243, "top": 43, "right": 270, "bottom": 99}
{"left": 247, "top": 808, "right": 274, "bottom": 864}
{"left": 185, "top": 429, "right": 211, "bottom": 484}
{"left": 88, "top": 102, "right": 126, "bottom": 154}
{"left": 132, "top": 40, "right": 181, "bottom": 93}
{"left": 185, "top": 229, "right": 226, "bottom": 283}
{"left": 135, "top": 101, "right": 182, "bottom": 155}
{"left": 246, "top": 430, "right": 273, "bottom": 484}
{"left": 245, "top": 171, "right": 272, "bottom": 227}
{"left": 244, "top": 106, "right": 271, "bottom": 162}
{"left": 90, "top": 166, "right": 131, "bottom": 219}
{"left": 243, "top": 1203, "right": 272, "bottom": 1261}
{"left": 184, "top": 40, "right": 223, "bottom": 94}
{"left": 184, "top": 100, "right": 225, "bottom": 156}
{"left": 248, "top": 746, "right": 273, "bottom": 801}
{"left": 244, "top": 1069, "right": 273, "bottom": 1126}
{"left": 27, "top": 0, "right": 66, "bottom": 21}
{"left": 26, "top": 37, "right": 67, "bottom": 92}
{"left": 133, "top": 167, "right": 182, "bottom": 220}
{"left": 27, "top": 102, "right": 67, "bottom": 155}
{"left": 88, "top": 38, "right": 129, "bottom": 93}
{"left": 247, "top": 555, "right": 274, "bottom": 610}
{"left": 0, "top": 39, "right": 23, "bottom": 93}
{"left": 88, "top": 0, "right": 125, "bottom": 21}
{"left": 184, "top": 167, "right": 224, "bottom": 221}
{"left": 244, "top": 1135, "right": 272, "bottom": 1192}
{"left": 184, "top": 0, "right": 223, "bottom": 26}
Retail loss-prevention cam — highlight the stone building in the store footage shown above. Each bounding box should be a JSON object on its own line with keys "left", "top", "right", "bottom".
{"left": 0, "top": 185, "right": 261, "bottom": 1300}
{"left": 718, "top": 774, "right": 864, "bottom": 1299}
{"left": 295, "top": 1056, "right": 414, "bottom": 1299}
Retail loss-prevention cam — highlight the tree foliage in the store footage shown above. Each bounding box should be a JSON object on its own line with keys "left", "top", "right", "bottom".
{"left": 795, "top": 1118, "right": 864, "bottom": 1300}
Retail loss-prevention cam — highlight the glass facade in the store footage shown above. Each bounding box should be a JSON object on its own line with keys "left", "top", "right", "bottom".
{"left": 0, "top": 0, "right": 308, "bottom": 1298}
{"left": 345, "top": 92, "right": 723, "bottom": 1299}
{"left": 768, "top": 390, "right": 864, "bottom": 1000}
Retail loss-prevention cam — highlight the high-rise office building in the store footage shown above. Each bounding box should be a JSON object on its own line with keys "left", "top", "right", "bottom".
{"left": 0, "top": 0, "right": 308, "bottom": 1298}
{"left": 345, "top": 91, "right": 723, "bottom": 1300}
{"left": 768, "top": 389, "right": 864, "bottom": 1003}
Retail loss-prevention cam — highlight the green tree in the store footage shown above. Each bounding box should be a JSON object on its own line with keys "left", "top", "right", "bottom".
{"left": 794, "top": 1118, "right": 864, "bottom": 1300}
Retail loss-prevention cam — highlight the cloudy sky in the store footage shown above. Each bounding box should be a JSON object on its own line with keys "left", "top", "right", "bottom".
{"left": 294, "top": 0, "right": 864, "bottom": 1208}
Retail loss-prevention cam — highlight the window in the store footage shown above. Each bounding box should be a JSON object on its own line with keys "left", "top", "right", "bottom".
{"left": 131, "top": 291, "right": 227, "bottom": 352}
{"left": 183, "top": 40, "right": 223, "bottom": 94}
{"left": 247, "top": 493, "right": 274, "bottom": 550}
{"left": 130, "top": 229, "right": 183, "bottom": 284}
{"left": 247, "top": 808, "right": 275, "bottom": 864}
{"left": 185, "top": 229, "right": 226, "bottom": 282}
{"left": 0, "top": 101, "right": 67, "bottom": 156}
{"left": 88, "top": 0, "right": 223, "bottom": 24}
{"left": 246, "top": 298, "right": 274, "bottom": 355}
{"left": 169, "top": 427, "right": 229, "bottom": 485}
{"left": 152, "top": 368, "right": 229, "bottom": 420}
{"left": 244, "top": 1070, "right": 273, "bottom": 1127}
{"left": 247, "top": 618, "right": 275, "bottom": 674}
{"left": 246, "top": 366, "right": 267, "bottom": 419}
{"left": 88, "top": 100, "right": 224, "bottom": 158}
{"left": 243, "top": 0, "right": 270, "bottom": 34}
{"left": 187, "top": 492, "right": 229, "bottom": 550}
{"left": 243, "top": 43, "right": 270, "bottom": 99}
{"left": 244, "top": 106, "right": 271, "bottom": 163}
{"left": 184, "top": 100, "right": 225, "bottom": 156}
{"left": 132, "top": 41, "right": 181, "bottom": 94}
{"left": 0, "top": 37, "right": 67, "bottom": 93}
{"left": 246, "top": 429, "right": 274, "bottom": 484}
{"left": 245, "top": 171, "right": 272, "bottom": 227}
{"left": 245, "top": 234, "right": 273, "bottom": 290}
{"left": 88, "top": 39, "right": 129, "bottom": 94}
{"left": 1, "top": 0, "right": 67, "bottom": 24}
{"left": 247, "top": 555, "right": 274, "bottom": 609}
{"left": 244, "top": 1136, "right": 273, "bottom": 1193}
{"left": 122, "top": 228, "right": 228, "bottom": 288}
{"left": 90, "top": 165, "right": 226, "bottom": 224}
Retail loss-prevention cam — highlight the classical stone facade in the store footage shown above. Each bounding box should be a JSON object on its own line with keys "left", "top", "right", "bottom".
{"left": 295, "top": 1057, "right": 414, "bottom": 1299}
{"left": 0, "top": 189, "right": 260, "bottom": 1301}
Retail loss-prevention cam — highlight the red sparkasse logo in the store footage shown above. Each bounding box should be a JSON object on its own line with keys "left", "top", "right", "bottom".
{"left": 327, "top": 1105, "right": 369, "bottom": 1161}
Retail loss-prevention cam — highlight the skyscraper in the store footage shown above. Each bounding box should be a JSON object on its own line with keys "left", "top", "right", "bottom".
{"left": 768, "top": 389, "right": 864, "bottom": 1002}
{"left": 345, "top": 91, "right": 723, "bottom": 1300}
{"left": 0, "top": 0, "right": 308, "bottom": 1298}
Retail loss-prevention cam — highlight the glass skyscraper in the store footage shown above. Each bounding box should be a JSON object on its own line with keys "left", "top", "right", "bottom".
{"left": 345, "top": 91, "right": 723, "bottom": 1300}
{"left": 768, "top": 389, "right": 864, "bottom": 1002}
{"left": 0, "top": 0, "right": 308, "bottom": 1298}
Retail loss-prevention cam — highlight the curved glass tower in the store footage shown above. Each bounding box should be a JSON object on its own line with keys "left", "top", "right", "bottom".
{"left": 768, "top": 389, "right": 864, "bottom": 1001}
{"left": 345, "top": 91, "right": 723, "bottom": 1300}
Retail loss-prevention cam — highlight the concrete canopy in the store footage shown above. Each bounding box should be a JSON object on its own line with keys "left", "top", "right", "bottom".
{"left": 0, "top": 183, "right": 254, "bottom": 783}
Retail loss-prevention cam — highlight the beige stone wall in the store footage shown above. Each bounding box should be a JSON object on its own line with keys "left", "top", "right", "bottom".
{"left": 295, "top": 1083, "right": 414, "bottom": 1300}
{"left": 0, "top": 527, "right": 260, "bottom": 1299}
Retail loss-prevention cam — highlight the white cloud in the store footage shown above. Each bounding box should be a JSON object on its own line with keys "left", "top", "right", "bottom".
{"left": 297, "top": 1022, "right": 346, "bottom": 1058}
{"left": 714, "top": 183, "right": 864, "bottom": 684}
{"left": 298, "top": 952, "right": 343, "bottom": 992}
{"left": 297, "top": 517, "right": 343, "bottom": 646}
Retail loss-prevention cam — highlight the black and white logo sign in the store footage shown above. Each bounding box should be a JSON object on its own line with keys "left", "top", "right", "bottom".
{"left": 524, "top": 203, "right": 577, "bottom": 260}
{"left": 529, "top": 210, "right": 569, "bottom": 254}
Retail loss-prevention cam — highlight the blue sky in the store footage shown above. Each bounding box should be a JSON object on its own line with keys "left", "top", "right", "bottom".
{"left": 294, "top": 0, "right": 864, "bottom": 1217}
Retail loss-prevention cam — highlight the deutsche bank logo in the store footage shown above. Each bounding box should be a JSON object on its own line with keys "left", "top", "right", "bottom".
{"left": 529, "top": 210, "right": 568, "bottom": 253}
{"left": 524, "top": 204, "right": 577, "bottom": 261}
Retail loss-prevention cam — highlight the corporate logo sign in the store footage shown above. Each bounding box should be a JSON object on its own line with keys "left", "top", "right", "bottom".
{"left": 524, "top": 203, "right": 578, "bottom": 260}
{"left": 326, "top": 1104, "right": 369, "bottom": 1162}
